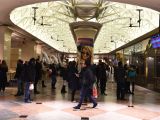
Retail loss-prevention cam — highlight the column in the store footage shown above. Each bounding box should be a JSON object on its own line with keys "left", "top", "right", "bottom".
{"left": 70, "top": 22, "right": 102, "bottom": 71}
{"left": 0, "top": 27, "right": 12, "bottom": 68}
{"left": 75, "top": 29, "right": 95, "bottom": 64}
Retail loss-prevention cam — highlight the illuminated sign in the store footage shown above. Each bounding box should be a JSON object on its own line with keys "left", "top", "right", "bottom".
{"left": 151, "top": 34, "right": 160, "bottom": 48}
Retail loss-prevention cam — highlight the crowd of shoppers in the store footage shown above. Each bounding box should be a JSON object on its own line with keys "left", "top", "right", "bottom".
{"left": 0, "top": 57, "right": 137, "bottom": 110}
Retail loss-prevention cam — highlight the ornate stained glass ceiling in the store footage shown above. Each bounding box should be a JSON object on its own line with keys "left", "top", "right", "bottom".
{"left": 10, "top": 0, "right": 159, "bottom": 54}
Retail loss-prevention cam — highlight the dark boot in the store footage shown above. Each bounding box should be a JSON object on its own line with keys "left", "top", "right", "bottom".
{"left": 42, "top": 81, "right": 46, "bottom": 88}
{"left": 61, "top": 85, "right": 67, "bottom": 93}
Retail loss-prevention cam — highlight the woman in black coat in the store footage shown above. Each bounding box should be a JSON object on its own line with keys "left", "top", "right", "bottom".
{"left": 0, "top": 60, "right": 8, "bottom": 94}
{"left": 68, "top": 61, "right": 80, "bottom": 102}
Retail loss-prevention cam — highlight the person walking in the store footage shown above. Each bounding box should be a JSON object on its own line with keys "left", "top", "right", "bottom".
{"left": 73, "top": 60, "right": 97, "bottom": 109}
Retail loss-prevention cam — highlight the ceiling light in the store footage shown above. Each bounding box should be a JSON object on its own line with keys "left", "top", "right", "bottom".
{"left": 10, "top": 1, "right": 159, "bottom": 54}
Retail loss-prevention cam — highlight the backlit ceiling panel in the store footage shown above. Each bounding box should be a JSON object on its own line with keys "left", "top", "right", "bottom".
{"left": 10, "top": 0, "right": 159, "bottom": 54}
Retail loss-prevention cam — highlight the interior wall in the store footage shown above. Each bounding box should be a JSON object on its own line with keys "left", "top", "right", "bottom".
{"left": 10, "top": 48, "right": 21, "bottom": 70}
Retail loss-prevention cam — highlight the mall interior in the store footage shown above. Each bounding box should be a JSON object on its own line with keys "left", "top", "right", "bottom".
{"left": 0, "top": 0, "right": 160, "bottom": 120}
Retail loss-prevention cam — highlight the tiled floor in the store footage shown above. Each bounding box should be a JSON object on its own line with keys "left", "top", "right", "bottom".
{"left": 0, "top": 76, "right": 160, "bottom": 120}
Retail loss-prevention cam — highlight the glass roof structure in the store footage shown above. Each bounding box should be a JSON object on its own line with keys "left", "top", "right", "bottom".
{"left": 10, "top": 0, "right": 159, "bottom": 54}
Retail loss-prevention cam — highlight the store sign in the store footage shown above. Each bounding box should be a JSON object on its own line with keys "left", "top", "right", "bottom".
{"left": 151, "top": 34, "right": 160, "bottom": 48}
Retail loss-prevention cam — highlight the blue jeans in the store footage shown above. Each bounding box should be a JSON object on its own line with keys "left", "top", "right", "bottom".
{"left": 24, "top": 82, "right": 31, "bottom": 102}
{"left": 77, "top": 86, "right": 96, "bottom": 107}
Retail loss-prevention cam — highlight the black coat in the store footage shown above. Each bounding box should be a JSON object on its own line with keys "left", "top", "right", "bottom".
{"left": 0, "top": 64, "right": 8, "bottom": 82}
{"left": 35, "top": 62, "right": 42, "bottom": 81}
{"left": 49, "top": 64, "right": 57, "bottom": 76}
{"left": 68, "top": 67, "right": 79, "bottom": 90}
{"left": 115, "top": 66, "right": 125, "bottom": 83}
{"left": 96, "top": 62, "right": 107, "bottom": 79}
{"left": 14, "top": 63, "right": 24, "bottom": 80}
{"left": 25, "top": 62, "right": 36, "bottom": 83}
{"left": 61, "top": 67, "right": 68, "bottom": 81}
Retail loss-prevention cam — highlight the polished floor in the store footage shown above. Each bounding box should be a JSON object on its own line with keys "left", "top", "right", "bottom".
{"left": 0, "top": 76, "right": 160, "bottom": 120}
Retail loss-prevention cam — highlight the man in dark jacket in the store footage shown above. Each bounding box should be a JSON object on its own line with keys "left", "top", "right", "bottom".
{"left": 115, "top": 61, "right": 126, "bottom": 100}
{"left": 24, "top": 58, "right": 36, "bottom": 103}
{"left": 14, "top": 59, "right": 24, "bottom": 96}
{"left": 73, "top": 60, "right": 97, "bottom": 109}
{"left": 96, "top": 60, "right": 107, "bottom": 95}
{"left": 34, "top": 58, "right": 42, "bottom": 94}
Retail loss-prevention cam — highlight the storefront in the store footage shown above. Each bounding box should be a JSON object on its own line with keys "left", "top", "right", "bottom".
{"left": 109, "top": 31, "right": 160, "bottom": 92}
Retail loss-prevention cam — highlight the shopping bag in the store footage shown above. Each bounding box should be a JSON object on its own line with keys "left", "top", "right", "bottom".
{"left": 29, "top": 84, "right": 34, "bottom": 90}
{"left": 92, "top": 84, "right": 98, "bottom": 98}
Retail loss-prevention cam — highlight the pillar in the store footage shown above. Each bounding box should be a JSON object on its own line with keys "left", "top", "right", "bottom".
{"left": 70, "top": 22, "right": 102, "bottom": 71}
{"left": 0, "top": 27, "right": 12, "bottom": 68}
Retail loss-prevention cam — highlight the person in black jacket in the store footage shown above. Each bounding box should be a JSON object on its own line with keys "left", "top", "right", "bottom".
{"left": 68, "top": 61, "right": 79, "bottom": 101}
{"left": 115, "top": 61, "right": 126, "bottom": 100}
{"left": 0, "top": 60, "right": 8, "bottom": 94}
{"left": 24, "top": 58, "right": 36, "bottom": 103}
{"left": 49, "top": 63, "right": 57, "bottom": 89}
{"left": 60, "top": 62, "right": 68, "bottom": 94}
{"left": 73, "top": 60, "right": 97, "bottom": 109}
{"left": 96, "top": 60, "right": 107, "bottom": 95}
{"left": 34, "top": 58, "right": 42, "bottom": 94}
{"left": 14, "top": 59, "right": 24, "bottom": 96}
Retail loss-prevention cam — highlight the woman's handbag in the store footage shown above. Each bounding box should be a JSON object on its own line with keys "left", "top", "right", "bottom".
{"left": 92, "top": 84, "right": 98, "bottom": 98}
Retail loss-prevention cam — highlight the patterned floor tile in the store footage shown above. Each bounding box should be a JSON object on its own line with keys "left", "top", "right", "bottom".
{"left": 136, "top": 104, "right": 160, "bottom": 113}
{"left": 0, "top": 109, "right": 18, "bottom": 120}
{"left": 151, "top": 116, "right": 160, "bottom": 120}
{"left": 8, "top": 118, "right": 27, "bottom": 120}
{"left": 91, "top": 112, "right": 141, "bottom": 120}
{"left": 0, "top": 79, "right": 159, "bottom": 120}
{"left": 0, "top": 104, "right": 4, "bottom": 109}
{"left": 0, "top": 101, "right": 21, "bottom": 108}
{"left": 98, "top": 102, "right": 128, "bottom": 112}
{"left": 117, "top": 106, "right": 160, "bottom": 119}
{"left": 43, "top": 101, "right": 74, "bottom": 110}
{"left": 9, "top": 103, "right": 54, "bottom": 115}
{"left": 27, "top": 111, "right": 80, "bottom": 120}
{"left": 62, "top": 105, "right": 107, "bottom": 117}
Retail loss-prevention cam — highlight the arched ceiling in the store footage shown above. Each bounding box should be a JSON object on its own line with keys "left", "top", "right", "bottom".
{"left": 0, "top": 0, "right": 160, "bottom": 54}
